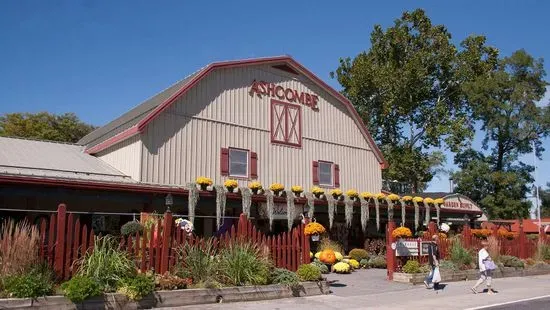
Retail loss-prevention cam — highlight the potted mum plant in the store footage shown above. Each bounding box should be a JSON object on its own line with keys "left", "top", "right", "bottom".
{"left": 330, "top": 188, "right": 343, "bottom": 199}
{"left": 196, "top": 176, "right": 213, "bottom": 191}
{"left": 270, "top": 183, "right": 285, "bottom": 196}
{"left": 224, "top": 179, "right": 238, "bottom": 193}
{"left": 291, "top": 185, "right": 304, "bottom": 197}
{"left": 312, "top": 186, "right": 325, "bottom": 199}
{"left": 392, "top": 226, "right": 412, "bottom": 241}
{"left": 346, "top": 189, "right": 359, "bottom": 201}
{"left": 248, "top": 181, "right": 262, "bottom": 195}
{"left": 304, "top": 222, "right": 326, "bottom": 241}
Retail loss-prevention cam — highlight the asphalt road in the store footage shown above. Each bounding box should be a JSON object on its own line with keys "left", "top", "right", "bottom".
{"left": 466, "top": 296, "right": 550, "bottom": 310}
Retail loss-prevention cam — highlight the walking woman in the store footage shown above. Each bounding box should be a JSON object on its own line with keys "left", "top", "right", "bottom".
{"left": 471, "top": 241, "right": 497, "bottom": 294}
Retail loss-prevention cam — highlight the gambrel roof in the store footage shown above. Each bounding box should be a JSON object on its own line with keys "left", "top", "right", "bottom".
{"left": 78, "top": 56, "right": 387, "bottom": 168}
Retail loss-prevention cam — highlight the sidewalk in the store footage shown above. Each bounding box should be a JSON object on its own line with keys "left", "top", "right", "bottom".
{"left": 162, "top": 270, "right": 550, "bottom": 310}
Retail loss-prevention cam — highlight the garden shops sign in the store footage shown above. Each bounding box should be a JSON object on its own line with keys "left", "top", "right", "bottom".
{"left": 249, "top": 80, "right": 319, "bottom": 110}
{"left": 258, "top": 203, "right": 304, "bottom": 220}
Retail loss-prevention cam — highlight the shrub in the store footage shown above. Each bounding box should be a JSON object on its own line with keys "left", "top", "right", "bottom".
{"left": 363, "top": 239, "right": 386, "bottom": 256}
{"left": 176, "top": 238, "right": 218, "bottom": 284}
{"left": 310, "top": 261, "right": 329, "bottom": 274}
{"left": 499, "top": 255, "right": 524, "bottom": 268}
{"left": 402, "top": 260, "right": 422, "bottom": 274}
{"left": 296, "top": 264, "right": 321, "bottom": 281}
{"left": 76, "top": 235, "right": 136, "bottom": 291}
{"left": 359, "top": 259, "right": 369, "bottom": 268}
{"left": 368, "top": 256, "right": 387, "bottom": 269}
{"left": 117, "top": 273, "right": 155, "bottom": 301}
{"left": 450, "top": 238, "right": 473, "bottom": 269}
{"left": 155, "top": 272, "right": 192, "bottom": 290}
{"left": 271, "top": 268, "right": 300, "bottom": 287}
{"left": 537, "top": 243, "right": 550, "bottom": 261}
{"left": 333, "top": 262, "right": 351, "bottom": 274}
{"left": 419, "top": 264, "right": 431, "bottom": 273}
{"left": 0, "top": 219, "right": 40, "bottom": 278}
{"left": 61, "top": 275, "right": 102, "bottom": 303}
{"left": 439, "top": 260, "right": 458, "bottom": 271}
{"left": 120, "top": 221, "right": 144, "bottom": 236}
{"left": 2, "top": 264, "right": 53, "bottom": 298}
{"left": 318, "top": 237, "right": 344, "bottom": 254}
{"left": 349, "top": 248, "right": 369, "bottom": 261}
{"left": 348, "top": 259, "right": 360, "bottom": 269}
{"left": 217, "top": 242, "right": 271, "bottom": 286}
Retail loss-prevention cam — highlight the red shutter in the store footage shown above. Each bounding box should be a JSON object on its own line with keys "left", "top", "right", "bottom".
{"left": 250, "top": 152, "right": 258, "bottom": 179}
{"left": 220, "top": 148, "right": 229, "bottom": 176}
{"left": 312, "top": 161, "right": 319, "bottom": 185}
{"left": 334, "top": 164, "right": 340, "bottom": 187}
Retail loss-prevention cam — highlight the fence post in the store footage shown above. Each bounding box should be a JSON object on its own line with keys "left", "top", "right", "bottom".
{"left": 519, "top": 222, "right": 527, "bottom": 259}
{"left": 386, "top": 220, "right": 396, "bottom": 280}
{"left": 54, "top": 204, "right": 67, "bottom": 279}
{"left": 160, "top": 211, "right": 173, "bottom": 274}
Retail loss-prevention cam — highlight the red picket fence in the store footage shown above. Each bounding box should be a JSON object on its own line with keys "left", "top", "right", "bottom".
{"left": 38, "top": 204, "right": 311, "bottom": 280}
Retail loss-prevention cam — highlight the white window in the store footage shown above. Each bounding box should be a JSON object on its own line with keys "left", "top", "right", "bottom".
{"left": 229, "top": 148, "right": 249, "bottom": 177}
{"left": 319, "top": 161, "right": 333, "bottom": 186}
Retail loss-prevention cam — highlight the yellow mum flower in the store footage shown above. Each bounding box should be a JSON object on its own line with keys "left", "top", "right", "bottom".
{"left": 434, "top": 198, "right": 445, "bottom": 204}
{"left": 311, "top": 186, "right": 325, "bottom": 195}
{"left": 346, "top": 189, "right": 359, "bottom": 198}
{"left": 333, "top": 262, "right": 351, "bottom": 274}
{"left": 402, "top": 196, "right": 413, "bottom": 201}
{"left": 248, "top": 181, "right": 263, "bottom": 190}
{"left": 387, "top": 194, "right": 400, "bottom": 201}
{"left": 291, "top": 185, "right": 303, "bottom": 193}
{"left": 424, "top": 197, "right": 435, "bottom": 204}
{"left": 270, "top": 183, "right": 285, "bottom": 192}
{"left": 330, "top": 188, "right": 343, "bottom": 197}
{"left": 196, "top": 176, "right": 213, "bottom": 186}
{"left": 224, "top": 179, "right": 238, "bottom": 188}
{"left": 376, "top": 193, "right": 386, "bottom": 200}
{"left": 361, "top": 192, "right": 373, "bottom": 199}
{"left": 413, "top": 196, "right": 424, "bottom": 203}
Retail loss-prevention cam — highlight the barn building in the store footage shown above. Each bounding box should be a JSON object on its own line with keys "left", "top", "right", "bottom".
{"left": 0, "top": 56, "right": 482, "bottom": 247}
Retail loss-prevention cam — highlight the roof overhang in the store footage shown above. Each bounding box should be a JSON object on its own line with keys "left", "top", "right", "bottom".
{"left": 84, "top": 56, "right": 387, "bottom": 168}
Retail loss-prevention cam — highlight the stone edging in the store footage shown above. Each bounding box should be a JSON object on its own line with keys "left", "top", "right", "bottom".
{"left": 0, "top": 281, "right": 330, "bottom": 309}
{"left": 393, "top": 264, "right": 550, "bottom": 284}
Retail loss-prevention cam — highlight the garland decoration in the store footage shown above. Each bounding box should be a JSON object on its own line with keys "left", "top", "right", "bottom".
{"left": 385, "top": 197, "right": 394, "bottom": 221}
{"left": 285, "top": 190, "right": 295, "bottom": 231}
{"left": 344, "top": 196, "right": 354, "bottom": 228}
{"left": 327, "top": 194, "right": 336, "bottom": 229}
{"left": 360, "top": 196, "right": 369, "bottom": 233}
{"left": 434, "top": 203, "right": 441, "bottom": 227}
{"left": 240, "top": 186, "right": 252, "bottom": 217}
{"left": 265, "top": 189, "right": 275, "bottom": 231}
{"left": 400, "top": 199, "right": 406, "bottom": 226}
{"left": 214, "top": 185, "right": 226, "bottom": 230}
{"left": 413, "top": 200, "right": 420, "bottom": 231}
{"left": 186, "top": 182, "right": 199, "bottom": 225}
{"left": 304, "top": 192, "right": 315, "bottom": 219}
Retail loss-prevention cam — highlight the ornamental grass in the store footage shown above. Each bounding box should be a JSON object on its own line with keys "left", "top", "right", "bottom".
{"left": 0, "top": 219, "right": 40, "bottom": 279}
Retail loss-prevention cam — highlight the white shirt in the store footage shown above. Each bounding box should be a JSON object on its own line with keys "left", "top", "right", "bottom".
{"left": 478, "top": 248, "right": 489, "bottom": 271}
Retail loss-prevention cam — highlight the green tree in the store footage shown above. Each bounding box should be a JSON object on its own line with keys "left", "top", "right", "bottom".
{"left": 538, "top": 184, "right": 550, "bottom": 218}
{"left": 331, "top": 9, "right": 497, "bottom": 192}
{"left": 0, "top": 112, "right": 96, "bottom": 143}
{"left": 453, "top": 50, "right": 549, "bottom": 219}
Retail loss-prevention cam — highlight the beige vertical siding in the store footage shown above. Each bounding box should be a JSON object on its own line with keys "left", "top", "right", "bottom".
{"left": 97, "top": 135, "right": 142, "bottom": 181}
{"left": 140, "top": 64, "right": 381, "bottom": 192}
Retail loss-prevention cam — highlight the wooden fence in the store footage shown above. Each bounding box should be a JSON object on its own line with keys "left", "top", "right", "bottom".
{"left": 38, "top": 204, "right": 311, "bottom": 280}
{"left": 391, "top": 222, "right": 548, "bottom": 272}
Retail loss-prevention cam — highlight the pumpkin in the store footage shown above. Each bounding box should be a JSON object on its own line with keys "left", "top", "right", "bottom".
{"left": 319, "top": 249, "right": 337, "bottom": 265}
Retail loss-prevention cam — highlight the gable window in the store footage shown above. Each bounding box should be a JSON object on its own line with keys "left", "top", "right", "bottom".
{"left": 220, "top": 148, "right": 258, "bottom": 179}
{"left": 312, "top": 160, "right": 340, "bottom": 187}
{"left": 271, "top": 99, "right": 302, "bottom": 147}
{"left": 229, "top": 148, "right": 248, "bottom": 177}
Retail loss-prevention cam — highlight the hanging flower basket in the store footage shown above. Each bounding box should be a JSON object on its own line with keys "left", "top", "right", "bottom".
{"left": 270, "top": 183, "right": 284, "bottom": 196}
{"left": 196, "top": 176, "right": 212, "bottom": 191}
{"left": 291, "top": 185, "right": 303, "bottom": 197}
{"left": 311, "top": 186, "right": 324, "bottom": 199}
{"left": 248, "top": 181, "right": 262, "bottom": 195}
{"left": 311, "top": 234, "right": 320, "bottom": 242}
{"left": 330, "top": 188, "right": 343, "bottom": 199}
{"left": 224, "top": 179, "right": 238, "bottom": 193}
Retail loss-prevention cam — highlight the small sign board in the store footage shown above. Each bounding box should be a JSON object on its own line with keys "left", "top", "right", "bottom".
{"left": 395, "top": 240, "right": 419, "bottom": 257}
{"left": 420, "top": 241, "right": 434, "bottom": 256}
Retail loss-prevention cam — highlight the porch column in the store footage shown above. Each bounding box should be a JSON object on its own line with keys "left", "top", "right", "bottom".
{"left": 386, "top": 220, "right": 396, "bottom": 280}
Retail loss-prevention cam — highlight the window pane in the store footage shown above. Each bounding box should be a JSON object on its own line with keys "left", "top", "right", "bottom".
{"left": 319, "top": 162, "right": 333, "bottom": 185}
{"left": 230, "top": 149, "right": 248, "bottom": 177}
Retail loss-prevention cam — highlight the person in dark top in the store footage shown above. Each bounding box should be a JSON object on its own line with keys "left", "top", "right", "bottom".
{"left": 424, "top": 234, "right": 440, "bottom": 289}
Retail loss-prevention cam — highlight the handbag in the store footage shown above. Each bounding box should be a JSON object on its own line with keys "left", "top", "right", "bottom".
{"left": 432, "top": 266, "right": 441, "bottom": 283}
{"left": 484, "top": 260, "right": 497, "bottom": 271}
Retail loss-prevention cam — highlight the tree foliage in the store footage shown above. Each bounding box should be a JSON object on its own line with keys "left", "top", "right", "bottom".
{"left": 0, "top": 112, "right": 95, "bottom": 143}
{"left": 332, "top": 9, "right": 497, "bottom": 192}
{"left": 538, "top": 184, "right": 550, "bottom": 218}
{"left": 452, "top": 50, "right": 549, "bottom": 219}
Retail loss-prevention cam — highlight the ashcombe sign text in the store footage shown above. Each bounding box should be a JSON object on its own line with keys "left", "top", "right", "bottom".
{"left": 249, "top": 80, "right": 319, "bottom": 110}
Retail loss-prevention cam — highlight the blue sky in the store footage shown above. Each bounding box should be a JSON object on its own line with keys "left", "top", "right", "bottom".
{"left": 1, "top": 0, "right": 549, "bottom": 197}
